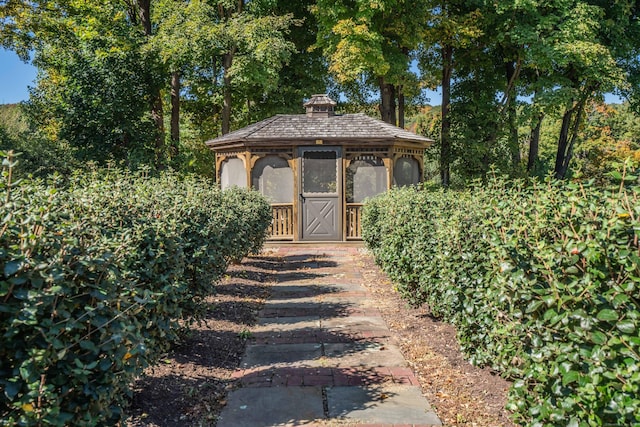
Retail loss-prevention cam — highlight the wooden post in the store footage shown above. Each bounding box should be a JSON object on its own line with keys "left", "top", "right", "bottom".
{"left": 289, "top": 151, "right": 299, "bottom": 241}
{"left": 383, "top": 157, "right": 394, "bottom": 189}
{"left": 216, "top": 154, "right": 226, "bottom": 186}
{"left": 244, "top": 150, "right": 252, "bottom": 188}
{"left": 342, "top": 155, "right": 348, "bottom": 241}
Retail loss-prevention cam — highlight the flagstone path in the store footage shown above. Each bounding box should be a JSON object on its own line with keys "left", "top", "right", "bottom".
{"left": 216, "top": 246, "right": 442, "bottom": 427}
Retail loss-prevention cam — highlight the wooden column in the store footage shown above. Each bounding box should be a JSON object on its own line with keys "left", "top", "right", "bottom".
{"left": 244, "top": 150, "right": 252, "bottom": 188}
{"left": 383, "top": 157, "right": 394, "bottom": 189}
{"left": 342, "top": 155, "right": 348, "bottom": 241}
{"left": 289, "top": 152, "right": 299, "bottom": 241}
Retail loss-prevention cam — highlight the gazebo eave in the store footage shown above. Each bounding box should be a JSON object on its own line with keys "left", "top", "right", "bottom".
{"left": 207, "top": 137, "right": 432, "bottom": 152}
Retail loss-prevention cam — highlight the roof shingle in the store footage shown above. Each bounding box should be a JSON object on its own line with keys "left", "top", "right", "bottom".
{"left": 206, "top": 113, "right": 433, "bottom": 148}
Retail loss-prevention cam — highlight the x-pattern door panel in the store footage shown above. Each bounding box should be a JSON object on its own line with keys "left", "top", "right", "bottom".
{"left": 300, "top": 147, "right": 341, "bottom": 241}
{"left": 303, "top": 199, "right": 338, "bottom": 238}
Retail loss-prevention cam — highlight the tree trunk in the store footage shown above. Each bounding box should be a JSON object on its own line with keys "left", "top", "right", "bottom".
{"left": 151, "top": 97, "right": 165, "bottom": 169}
{"left": 527, "top": 112, "right": 543, "bottom": 173}
{"left": 170, "top": 70, "right": 180, "bottom": 158}
{"left": 137, "top": 0, "right": 152, "bottom": 35}
{"left": 379, "top": 78, "right": 396, "bottom": 125}
{"left": 222, "top": 49, "right": 235, "bottom": 135}
{"left": 554, "top": 96, "right": 587, "bottom": 179}
{"left": 397, "top": 85, "right": 405, "bottom": 128}
{"left": 136, "top": 0, "right": 166, "bottom": 169}
{"left": 505, "top": 61, "right": 520, "bottom": 168}
{"left": 554, "top": 101, "right": 574, "bottom": 179}
{"left": 218, "top": 1, "right": 243, "bottom": 135}
{"left": 440, "top": 44, "right": 453, "bottom": 187}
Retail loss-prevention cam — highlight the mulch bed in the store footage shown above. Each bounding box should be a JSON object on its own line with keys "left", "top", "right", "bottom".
{"left": 126, "top": 256, "right": 278, "bottom": 426}
{"left": 126, "top": 250, "right": 516, "bottom": 426}
{"left": 355, "top": 252, "right": 516, "bottom": 427}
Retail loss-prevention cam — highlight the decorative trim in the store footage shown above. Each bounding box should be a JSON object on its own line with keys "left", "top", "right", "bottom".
{"left": 346, "top": 154, "right": 386, "bottom": 166}
{"left": 249, "top": 148, "right": 294, "bottom": 156}
{"left": 393, "top": 147, "right": 425, "bottom": 156}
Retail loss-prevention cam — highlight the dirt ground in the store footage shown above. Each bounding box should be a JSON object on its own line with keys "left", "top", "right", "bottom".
{"left": 126, "top": 256, "right": 278, "bottom": 426}
{"left": 355, "top": 253, "right": 515, "bottom": 427}
{"left": 125, "top": 251, "right": 515, "bottom": 427}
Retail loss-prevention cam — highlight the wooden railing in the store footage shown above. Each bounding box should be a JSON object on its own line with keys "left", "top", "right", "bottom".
{"left": 269, "top": 203, "right": 365, "bottom": 240}
{"left": 268, "top": 203, "right": 294, "bottom": 240}
{"left": 346, "top": 203, "right": 364, "bottom": 239}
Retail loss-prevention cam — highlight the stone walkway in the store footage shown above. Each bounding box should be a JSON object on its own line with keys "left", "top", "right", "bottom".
{"left": 217, "top": 246, "right": 442, "bottom": 427}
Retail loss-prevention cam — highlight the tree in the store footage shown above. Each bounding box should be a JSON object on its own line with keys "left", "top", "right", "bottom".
{"left": 313, "top": 0, "right": 429, "bottom": 126}
{"left": 1, "top": 1, "right": 166, "bottom": 167}
{"left": 2, "top": 0, "right": 297, "bottom": 169}
{"left": 418, "top": 0, "right": 483, "bottom": 185}
{"left": 126, "top": 0, "right": 167, "bottom": 168}
{"left": 242, "top": 0, "right": 327, "bottom": 118}
{"left": 0, "top": 105, "right": 78, "bottom": 177}
{"left": 417, "top": 0, "right": 640, "bottom": 183}
{"left": 536, "top": 101, "right": 640, "bottom": 182}
{"left": 490, "top": 0, "right": 639, "bottom": 179}
{"left": 152, "top": 0, "right": 297, "bottom": 135}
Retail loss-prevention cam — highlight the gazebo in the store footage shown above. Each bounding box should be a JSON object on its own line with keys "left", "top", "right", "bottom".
{"left": 206, "top": 94, "right": 433, "bottom": 242}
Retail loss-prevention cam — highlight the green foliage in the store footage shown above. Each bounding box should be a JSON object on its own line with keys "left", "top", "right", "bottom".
{"left": 312, "top": 0, "right": 429, "bottom": 122}
{"left": 0, "top": 152, "right": 271, "bottom": 426}
{"left": 252, "top": 0, "right": 327, "bottom": 116}
{"left": 2, "top": 2, "right": 169, "bottom": 167}
{"left": 313, "top": 0, "right": 428, "bottom": 84}
{"left": 2, "top": 0, "right": 300, "bottom": 170}
{"left": 153, "top": 0, "right": 299, "bottom": 135}
{"left": 26, "top": 4, "right": 161, "bottom": 166}
{"left": 555, "top": 102, "right": 640, "bottom": 183}
{"left": 363, "top": 175, "right": 640, "bottom": 426}
{"left": 413, "top": 0, "right": 640, "bottom": 181}
{"left": 168, "top": 121, "right": 217, "bottom": 179}
{"left": 517, "top": 101, "right": 640, "bottom": 184}
{"left": 0, "top": 105, "right": 78, "bottom": 178}
{"left": 0, "top": 105, "right": 28, "bottom": 136}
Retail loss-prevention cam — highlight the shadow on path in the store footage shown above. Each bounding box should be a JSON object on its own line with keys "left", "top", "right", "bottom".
{"left": 217, "top": 249, "right": 441, "bottom": 427}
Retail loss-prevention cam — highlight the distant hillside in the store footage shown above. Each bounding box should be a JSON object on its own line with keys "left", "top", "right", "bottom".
{"left": 406, "top": 105, "right": 441, "bottom": 140}
{"left": 0, "top": 103, "right": 28, "bottom": 135}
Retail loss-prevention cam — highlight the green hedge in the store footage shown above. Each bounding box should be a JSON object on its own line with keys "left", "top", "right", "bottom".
{"left": 363, "top": 178, "right": 640, "bottom": 426}
{"left": 0, "top": 153, "right": 271, "bottom": 426}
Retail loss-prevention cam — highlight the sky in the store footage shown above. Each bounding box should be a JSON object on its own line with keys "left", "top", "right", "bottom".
{"left": 0, "top": 48, "right": 37, "bottom": 104}
{"left": 2, "top": 47, "right": 446, "bottom": 106}
{"left": 0, "top": 46, "right": 621, "bottom": 106}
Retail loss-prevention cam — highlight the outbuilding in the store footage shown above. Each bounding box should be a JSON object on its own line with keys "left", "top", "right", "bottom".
{"left": 206, "top": 94, "right": 433, "bottom": 242}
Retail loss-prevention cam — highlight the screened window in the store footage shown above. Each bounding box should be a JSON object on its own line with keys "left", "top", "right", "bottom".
{"left": 346, "top": 156, "right": 388, "bottom": 203}
{"left": 220, "top": 158, "right": 247, "bottom": 189}
{"left": 393, "top": 157, "right": 420, "bottom": 187}
{"left": 302, "top": 150, "right": 338, "bottom": 194}
{"left": 252, "top": 156, "right": 293, "bottom": 203}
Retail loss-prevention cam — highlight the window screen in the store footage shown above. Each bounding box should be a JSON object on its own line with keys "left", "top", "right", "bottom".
{"left": 220, "top": 157, "right": 247, "bottom": 189}
{"left": 302, "top": 150, "right": 338, "bottom": 194}
{"left": 252, "top": 156, "right": 293, "bottom": 203}
{"left": 346, "top": 156, "right": 388, "bottom": 203}
{"left": 393, "top": 157, "right": 420, "bottom": 187}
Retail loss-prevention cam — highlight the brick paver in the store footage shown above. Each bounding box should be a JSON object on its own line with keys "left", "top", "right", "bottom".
{"left": 216, "top": 246, "right": 441, "bottom": 427}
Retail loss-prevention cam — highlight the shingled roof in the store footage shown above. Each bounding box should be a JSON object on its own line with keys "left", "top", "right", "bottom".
{"left": 206, "top": 113, "right": 434, "bottom": 148}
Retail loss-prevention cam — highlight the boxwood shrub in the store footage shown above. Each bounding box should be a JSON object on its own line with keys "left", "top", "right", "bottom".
{"left": 363, "top": 178, "right": 640, "bottom": 426}
{"left": 0, "top": 152, "right": 271, "bottom": 426}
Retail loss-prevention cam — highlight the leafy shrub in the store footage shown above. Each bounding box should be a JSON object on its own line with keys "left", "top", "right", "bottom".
{"left": 363, "top": 177, "right": 640, "bottom": 426}
{"left": 0, "top": 152, "right": 271, "bottom": 426}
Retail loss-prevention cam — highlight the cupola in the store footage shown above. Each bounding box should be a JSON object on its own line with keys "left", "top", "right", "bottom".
{"left": 303, "top": 94, "right": 337, "bottom": 117}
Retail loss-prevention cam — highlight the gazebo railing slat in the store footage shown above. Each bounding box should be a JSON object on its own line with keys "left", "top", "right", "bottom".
{"left": 346, "top": 203, "right": 364, "bottom": 239}
{"left": 268, "top": 203, "right": 294, "bottom": 240}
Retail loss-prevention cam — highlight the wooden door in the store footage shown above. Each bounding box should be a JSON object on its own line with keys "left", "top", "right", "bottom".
{"left": 299, "top": 147, "right": 342, "bottom": 241}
